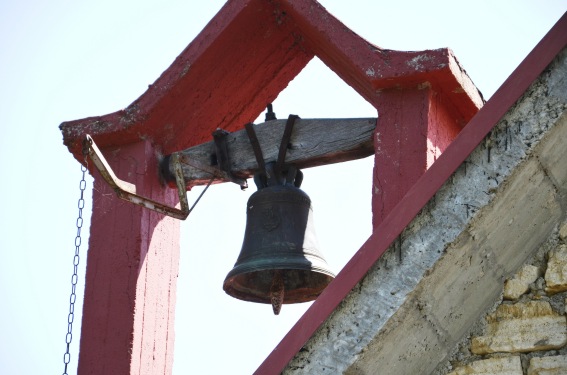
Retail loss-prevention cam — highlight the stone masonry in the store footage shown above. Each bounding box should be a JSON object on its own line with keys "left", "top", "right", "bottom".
{"left": 441, "top": 222, "right": 567, "bottom": 375}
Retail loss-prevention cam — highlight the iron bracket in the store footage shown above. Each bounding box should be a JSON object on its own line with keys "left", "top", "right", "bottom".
{"left": 212, "top": 129, "right": 248, "bottom": 189}
{"left": 84, "top": 135, "right": 195, "bottom": 220}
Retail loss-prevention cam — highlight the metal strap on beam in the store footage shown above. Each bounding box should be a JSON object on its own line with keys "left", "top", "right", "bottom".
{"left": 84, "top": 135, "right": 205, "bottom": 220}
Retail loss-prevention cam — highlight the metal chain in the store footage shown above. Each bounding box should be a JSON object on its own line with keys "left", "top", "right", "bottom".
{"left": 62, "top": 143, "right": 90, "bottom": 375}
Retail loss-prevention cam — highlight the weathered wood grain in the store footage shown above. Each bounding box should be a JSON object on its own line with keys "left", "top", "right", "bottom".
{"left": 164, "top": 118, "right": 376, "bottom": 188}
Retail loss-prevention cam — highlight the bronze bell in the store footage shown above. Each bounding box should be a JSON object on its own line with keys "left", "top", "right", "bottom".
{"left": 223, "top": 163, "right": 335, "bottom": 315}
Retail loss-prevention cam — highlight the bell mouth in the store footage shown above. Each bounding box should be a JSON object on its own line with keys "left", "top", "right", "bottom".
{"left": 224, "top": 166, "right": 335, "bottom": 307}
{"left": 223, "top": 267, "right": 334, "bottom": 304}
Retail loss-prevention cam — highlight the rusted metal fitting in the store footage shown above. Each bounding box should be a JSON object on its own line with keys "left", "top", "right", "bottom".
{"left": 84, "top": 135, "right": 199, "bottom": 220}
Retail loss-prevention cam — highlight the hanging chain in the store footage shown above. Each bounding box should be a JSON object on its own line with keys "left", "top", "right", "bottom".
{"left": 62, "top": 141, "right": 90, "bottom": 375}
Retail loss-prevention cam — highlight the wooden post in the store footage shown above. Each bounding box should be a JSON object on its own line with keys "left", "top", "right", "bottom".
{"left": 371, "top": 87, "right": 460, "bottom": 227}
{"left": 78, "top": 140, "right": 180, "bottom": 374}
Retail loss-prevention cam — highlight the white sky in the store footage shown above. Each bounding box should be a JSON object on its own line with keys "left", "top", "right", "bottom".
{"left": 0, "top": 1, "right": 565, "bottom": 374}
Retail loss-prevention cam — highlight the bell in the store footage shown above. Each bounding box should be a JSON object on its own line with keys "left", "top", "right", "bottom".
{"left": 223, "top": 164, "right": 335, "bottom": 315}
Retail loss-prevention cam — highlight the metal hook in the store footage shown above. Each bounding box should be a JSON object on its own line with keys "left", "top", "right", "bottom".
{"left": 83, "top": 135, "right": 208, "bottom": 220}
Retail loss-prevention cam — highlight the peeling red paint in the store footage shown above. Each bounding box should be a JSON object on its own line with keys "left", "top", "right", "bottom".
{"left": 371, "top": 86, "right": 460, "bottom": 227}
{"left": 79, "top": 141, "right": 180, "bottom": 374}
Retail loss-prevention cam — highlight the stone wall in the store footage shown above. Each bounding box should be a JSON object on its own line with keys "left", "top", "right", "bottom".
{"left": 437, "top": 223, "right": 567, "bottom": 375}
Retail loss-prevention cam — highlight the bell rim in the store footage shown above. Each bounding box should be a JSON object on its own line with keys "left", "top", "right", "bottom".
{"left": 223, "top": 268, "right": 335, "bottom": 304}
{"left": 224, "top": 255, "right": 336, "bottom": 281}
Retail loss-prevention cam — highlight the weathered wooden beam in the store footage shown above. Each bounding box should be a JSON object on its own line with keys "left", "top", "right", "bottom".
{"left": 163, "top": 118, "right": 376, "bottom": 188}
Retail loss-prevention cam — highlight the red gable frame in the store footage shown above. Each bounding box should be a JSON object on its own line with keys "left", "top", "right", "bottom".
{"left": 61, "top": 0, "right": 480, "bottom": 160}
{"left": 60, "top": 1, "right": 566, "bottom": 373}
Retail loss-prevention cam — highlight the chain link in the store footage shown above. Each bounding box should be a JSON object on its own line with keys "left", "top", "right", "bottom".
{"left": 62, "top": 143, "right": 89, "bottom": 375}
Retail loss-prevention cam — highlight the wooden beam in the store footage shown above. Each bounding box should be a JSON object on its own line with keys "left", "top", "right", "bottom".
{"left": 164, "top": 118, "right": 376, "bottom": 188}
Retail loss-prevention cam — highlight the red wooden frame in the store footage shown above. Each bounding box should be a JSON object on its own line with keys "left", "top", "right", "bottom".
{"left": 58, "top": 2, "right": 567, "bottom": 374}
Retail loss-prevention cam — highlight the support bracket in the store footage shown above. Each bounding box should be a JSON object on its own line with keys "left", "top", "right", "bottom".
{"left": 84, "top": 135, "right": 198, "bottom": 220}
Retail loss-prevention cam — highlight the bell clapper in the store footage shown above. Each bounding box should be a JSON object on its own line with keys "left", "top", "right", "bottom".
{"left": 270, "top": 270, "right": 285, "bottom": 315}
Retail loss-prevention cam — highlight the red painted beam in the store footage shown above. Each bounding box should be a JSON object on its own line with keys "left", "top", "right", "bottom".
{"left": 60, "top": 0, "right": 314, "bottom": 160}
{"left": 79, "top": 141, "right": 180, "bottom": 374}
{"left": 371, "top": 86, "right": 460, "bottom": 226}
{"left": 255, "top": 11, "right": 567, "bottom": 375}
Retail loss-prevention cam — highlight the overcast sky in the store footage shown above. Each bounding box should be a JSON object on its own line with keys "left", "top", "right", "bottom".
{"left": 0, "top": 1, "right": 565, "bottom": 374}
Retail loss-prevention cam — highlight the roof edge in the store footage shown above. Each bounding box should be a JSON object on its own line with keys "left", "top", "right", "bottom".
{"left": 255, "top": 10, "right": 567, "bottom": 375}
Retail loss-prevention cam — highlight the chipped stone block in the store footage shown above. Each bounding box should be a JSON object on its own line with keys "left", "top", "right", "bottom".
{"left": 471, "top": 301, "right": 567, "bottom": 354}
{"left": 528, "top": 355, "right": 567, "bottom": 375}
{"left": 447, "top": 356, "right": 522, "bottom": 375}
{"left": 504, "top": 264, "right": 541, "bottom": 300}
{"left": 545, "top": 244, "right": 567, "bottom": 294}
